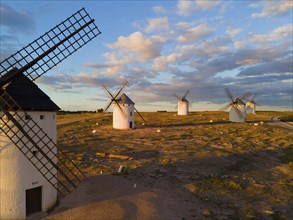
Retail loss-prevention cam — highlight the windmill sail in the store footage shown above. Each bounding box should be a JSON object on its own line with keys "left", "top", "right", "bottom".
{"left": 0, "top": 8, "right": 101, "bottom": 197}
{"left": 102, "top": 81, "right": 128, "bottom": 118}
{"left": 221, "top": 87, "right": 250, "bottom": 122}
{"left": 0, "top": 90, "right": 84, "bottom": 196}
{"left": 0, "top": 8, "right": 101, "bottom": 83}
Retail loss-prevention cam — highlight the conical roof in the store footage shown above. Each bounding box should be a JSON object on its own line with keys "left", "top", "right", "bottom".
{"left": 3, "top": 73, "right": 60, "bottom": 111}
{"left": 117, "top": 93, "right": 135, "bottom": 105}
{"left": 233, "top": 98, "right": 245, "bottom": 106}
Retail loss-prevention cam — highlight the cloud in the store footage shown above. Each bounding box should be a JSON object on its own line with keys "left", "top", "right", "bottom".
{"left": 234, "top": 41, "right": 245, "bottom": 49}
{"left": 33, "top": 1, "right": 292, "bottom": 109}
{"left": 153, "top": 6, "right": 168, "bottom": 14}
{"left": 196, "top": 0, "right": 221, "bottom": 10}
{"left": 152, "top": 54, "right": 179, "bottom": 72}
{"left": 0, "top": 4, "right": 35, "bottom": 34}
{"left": 250, "top": 24, "right": 293, "bottom": 43}
{"left": 144, "top": 17, "right": 170, "bottom": 32}
{"left": 177, "top": 0, "right": 221, "bottom": 16}
{"left": 234, "top": 43, "right": 291, "bottom": 65}
{"left": 107, "top": 31, "right": 167, "bottom": 61}
{"left": 237, "top": 57, "right": 293, "bottom": 77}
{"left": 177, "top": 24, "right": 215, "bottom": 43}
{"left": 177, "top": 0, "right": 195, "bottom": 16}
{"left": 226, "top": 27, "right": 242, "bottom": 38}
{"left": 251, "top": 0, "right": 293, "bottom": 18}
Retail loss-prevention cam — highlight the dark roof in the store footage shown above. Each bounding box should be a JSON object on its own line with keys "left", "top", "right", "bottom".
{"left": 117, "top": 93, "right": 135, "bottom": 105}
{"left": 3, "top": 73, "right": 60, "bottom": 111}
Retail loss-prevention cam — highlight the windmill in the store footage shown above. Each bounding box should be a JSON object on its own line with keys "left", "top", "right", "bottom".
{"left": 173, "top": 90, "right": 190, "bottom": 115}
{"left": 246, "top": 95, "right": 257, "bottom": 114}
{"left": 103, "top": 81, "right": 147, "bottom": 129}
{"left": 221, "top": 87, "right": 251, "bottom": 123}
{"left": 0, "top": 8, "right": 101, "bottom": 219}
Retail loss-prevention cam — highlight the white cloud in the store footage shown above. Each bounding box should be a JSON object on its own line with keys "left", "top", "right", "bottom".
{"left": 107, "top": 31, "right": 166, "bottom": 60}
{"left": 144, "top": 17, "right": 170, "bottom": 32}
{"left": 153, "top": 6, "right": 168, "bottom": 14}
{"left": 175, "top": 21, "right": 193, "bottom": 29}
{"left": 226, "top": 27, "right": 242, "bottom": 38}
{"left": 177, "top": 0, "right": 221, "bottom": 16}
{"left": 251, "top": 0, "right": 293, "bottom": 18}
{"left": 152, "top": 54, "right": 179, "bottom": 71}
{"left": 234, "top": 41, "right": 245, "bottom": 49}
{"left": 177, "top": 0, "right": 195, "bottom": 16}
{"left": 177, "top": 24, "right": 215, "bottom": 43}
{"left": 250, "top": 24, "right": 293, "bottom": 43}
{"left": 196, "top": 0, "right": 221, "bottom": 10}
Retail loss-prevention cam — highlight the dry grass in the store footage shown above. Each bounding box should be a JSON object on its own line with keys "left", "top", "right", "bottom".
{"left": 57, "top": 111, "right": 293, "bottom": 219}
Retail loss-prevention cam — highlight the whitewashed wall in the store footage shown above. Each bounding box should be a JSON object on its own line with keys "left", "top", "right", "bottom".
{"left": 229, "top": 106, "right": 246, "bottom": 123}
{"left": 0, "top": 111, "right": 58, "bottom": 219}
{"left": 246, "top": 102, "right": 256, "bottom": 114}
{"left": 178, "top": 101, "right": 189, "bottom": 115}
{"left": 113, "top": 103, "right": 134, "bottom": 129}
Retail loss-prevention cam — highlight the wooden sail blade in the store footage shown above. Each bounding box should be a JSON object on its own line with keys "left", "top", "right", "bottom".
{"left": 134, "top": 107, "right": 147, "bottom": 125}
{"left": 182, "top": 90, "right": 190, "bottom": 99}
{"left": 234, "top": 105, "right": 244, "bottom": 119}
{"left": 224, "top": 87, "right": 235, "bottom": 103}
{"left": 103, "top": 100, "right": 114, "bottom": 112}
{"left": 0, "top": 89, "right": 85, "bottom": 197}
{"left": 173, "top": 93, "right": 181, "bottom": 100}
{"left": 239, "top": 92, "right": 252, "bottom": 100}
{"left": 0, "top": 8, "right": 101, "bottom": 85}
{"left": 114, "top": 100, "right": 127, "bottom": 119}
{"left": 113, "top": 80, "right": 128, "bottom": 99}
{"left": 220, "top": 103, "right": 232, "bottom": 111}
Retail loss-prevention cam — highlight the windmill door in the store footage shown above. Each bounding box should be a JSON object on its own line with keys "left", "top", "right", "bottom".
{"left": 26, "top": 186, "right": 42, "bottom": 216}
{"left": 129, "top": 122, "right": 133, "bottom": 128}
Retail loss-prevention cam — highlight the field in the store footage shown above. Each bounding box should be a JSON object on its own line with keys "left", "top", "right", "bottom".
{"left": 50, "top": 111, "right": 292, "bottom": 219}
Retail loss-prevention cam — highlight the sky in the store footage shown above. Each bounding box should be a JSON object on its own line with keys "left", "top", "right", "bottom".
{"left": 0, "top": 0, "right": 292, "bottom": 112}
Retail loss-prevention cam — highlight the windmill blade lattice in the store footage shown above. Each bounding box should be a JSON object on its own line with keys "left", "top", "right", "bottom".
{"left": 113, "top": 80, "right": 128, "bottom": 99}
{"left": 102, "top": 83, "right": 128, "bottom": 118}
{"left": 134, "top": 107, "right": 147, "bottom": 125}
{"left": 0, "top": 7, "right": 101, "bottom": 83}
{"left": 173, "top": 93, "right": 181, "bottom": 100}
{"left": 0, "top": 90, "right": 84, "bottom": 197}
{"left": 0, "top": 8, "right": 101, "bottom": 197}
{"left": 224, "top": 87, "right": 234, "bottom": 103}
{"left": 234, "top": 104, "right": 244, "bottom": 119}
{"left": 182, "top": 90, "right": 190, "bottom": 99}
{"left": 239, "top": 92, "right": 252, "bottom": 100}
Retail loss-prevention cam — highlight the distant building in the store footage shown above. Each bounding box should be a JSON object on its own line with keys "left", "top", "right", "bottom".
{"left": 113, "top": 93, "right": 135, "bottom": 129}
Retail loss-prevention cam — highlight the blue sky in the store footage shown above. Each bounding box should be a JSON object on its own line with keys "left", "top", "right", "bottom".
{"left": 0, "top": 0, "right": 292, "bottom": 112}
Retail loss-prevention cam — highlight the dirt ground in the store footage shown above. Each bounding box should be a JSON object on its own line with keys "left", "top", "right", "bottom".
{"left": 44, "top": 111, "right": 293, "bottom": 220}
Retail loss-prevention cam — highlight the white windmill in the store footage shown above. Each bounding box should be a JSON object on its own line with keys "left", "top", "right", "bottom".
{"left": 173, "top": 90, "right": 190, "bottom": 115}
{"left": 246, "top": 95, "right": 257, "bottom": 114}
{"left": 103, "top": 81, "right": 147, "bottom": 129}
{"left": 221, "top": 87, "right": 251, "bottom": 123}
{"left": 0, "top": 8, "right": 100, "bottom": 219}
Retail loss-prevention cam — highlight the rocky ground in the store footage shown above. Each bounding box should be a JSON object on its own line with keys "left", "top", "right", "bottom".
{"left": 44, "top": 111, "right": 292, "bottom": 220}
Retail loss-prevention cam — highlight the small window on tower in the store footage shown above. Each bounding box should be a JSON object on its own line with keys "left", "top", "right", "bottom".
{"left": 130, "top": 111, "right": 132, "bottom": 116}
{"left": 40, "top": 115, "right": 45, "bottom": 120}
{"left": 25, "top": 114, "right": 32, "bottom": 120}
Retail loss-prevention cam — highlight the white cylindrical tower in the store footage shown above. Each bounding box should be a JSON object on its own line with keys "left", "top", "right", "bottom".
{"left": 229, "top": 105, "right": 246, "bottom": 123}
{"left": 113, "top": 93, "right": 135, "bottom": 129}
{"left": 0, "top": 73, "right": 60, "bottom": 219}
{"left": 246, "top": 101, "right": 256, "bottom": 114}
{"left": 178, "top": 100, "right": 189, "bottom": 115}
{"left": 0, "top": 111, "right": 58, "bottom": 219}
